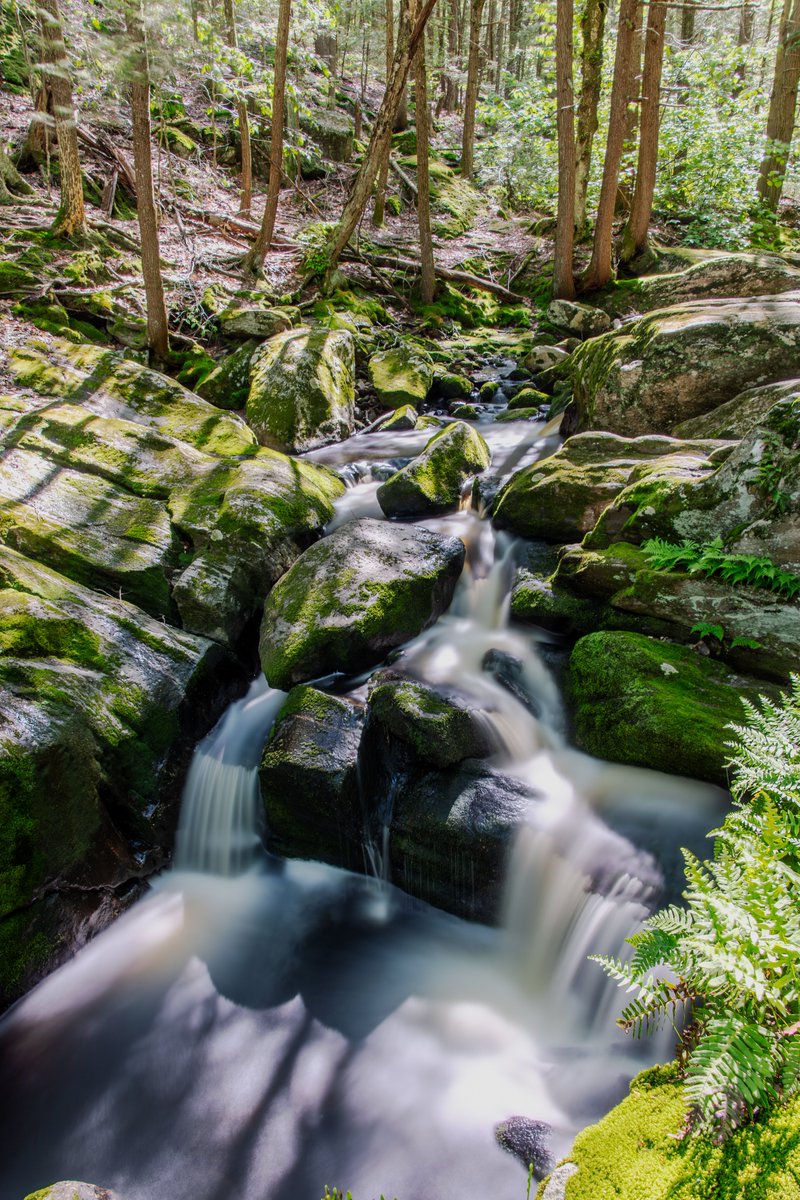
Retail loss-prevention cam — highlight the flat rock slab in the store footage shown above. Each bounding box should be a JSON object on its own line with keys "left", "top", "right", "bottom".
{"left": 259, "top": 517, "right": 466, "bottom": 689}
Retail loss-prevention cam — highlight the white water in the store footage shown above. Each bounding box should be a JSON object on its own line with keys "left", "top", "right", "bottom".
{"left": 0, "top": 412, "right": 727, "bottom": 1200}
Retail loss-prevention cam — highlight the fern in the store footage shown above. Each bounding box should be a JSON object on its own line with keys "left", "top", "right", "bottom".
{"left": 595, "top": 675, "right": 800, "bottom": 1137}
{"left": 641, "top": 538, "right": 800, "bottom": 601}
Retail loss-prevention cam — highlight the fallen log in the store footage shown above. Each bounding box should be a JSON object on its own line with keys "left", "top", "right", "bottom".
{"left": 341, "top": 248, "right": 527, "bottom": 304}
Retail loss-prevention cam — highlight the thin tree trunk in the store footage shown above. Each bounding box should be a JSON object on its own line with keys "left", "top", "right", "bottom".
{"left": 680, "top": 0, "right": 695, "bottom": 42}
{"left": 39, "top": 0, "right": 86, "bottom": 237}
{"left": 244, "top": 0, "right": 291, "bottom": 269}
{"left": 554, "top": 0, "right": 576, "bottom": 299}
{"left": 494, "top": 0, "right": 506, "bottom": 88}
{"left": 223, "top": 0, "right": 253, "bottom": 215}
{"left": 581, "top": 0, "right": 640, "bottom": 291}
{"left": 443, "top": 0, "right": 460, "bottom": 107}
{"left": 325, "top": 0, "right": 439, "bottom": 275}
{"left": 757, "top": 0, "right": 800, "bottom": 209}
{"left": 460, "top": 0, "right": 485, "bottom": 177}
{"left": 415, "top": 25, "right": 436, "bottom": 302}
{"left": 574, "top": 0, "right": 607, "bottom": 234}
{"left": 125, "top": 0, "right": 169, "bottom": 360}
{"left": 620, "top": 0, "right": 666, "bottom": 264}
{"left": 373, "top": 0, "right": 395, "bottom": 225}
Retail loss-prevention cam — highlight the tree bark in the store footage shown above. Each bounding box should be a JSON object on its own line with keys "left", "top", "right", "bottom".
{"left": 325, "top": 0, "right": 439, "bottom": 276}
{"left": 244, "top": 0, "right": 292, "bottom": 269}
{"left": 373, "top": 0, "right": 396, "bottom": 225}
{"left": 125, "top": 0, "right": 169, "bottom": 360}
{"left": 223, "top": 0, "right": 253, "bottom": 215}
{"left": 39, "top": 0, "right": 86, "bottom": 238}
{"left": 574, "top": 0, "right": 607, "bottom": 234}
{"left": 414, "top": 26, "right": 436, "bottom": 302}
{"left": 581, "top": 0, "right": 640, "bottom": 291}
{"left": 757, "top": 0, "right": 800, "bottom": 209}
{"left": 554, "top": 0, "right": 576, "bottom": 299}
{"left": 460, "top": 0, "right": 485, "bottom": 177}
{"left": 620, "top": 0, "right": 667, "bottom": 264}
{"left": 0, "top": 150, "right": 35, "bottom": 204}
{"left": 680, "top": 0, "right": 695, "bottom": 43}
{"left": 443, "top": 0, "right": 460, "bottom": 108}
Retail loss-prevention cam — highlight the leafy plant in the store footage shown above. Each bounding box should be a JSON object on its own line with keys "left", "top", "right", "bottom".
{"left": 642, "top": 536, "right": 800, "bottom": 602}
{"left": 691, "top": 622, "right": 724, "bottom": 644}
{"left": 593, "top": 676, "right": 800, "bottom": 1137}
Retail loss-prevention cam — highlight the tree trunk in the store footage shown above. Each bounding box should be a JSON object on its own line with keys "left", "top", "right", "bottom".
{"left": 223, "top": 0, "right": 253, "bottom": 215}
{"left": 443, "top": 0, "right": 460, "bottom": 108}
{"left": 680, "top": 0, "right": 695, "bottom": 43}
{"left": 244, "top": 0, "right": 292, "bottom": 269}
{"left": 554, "top": 0, "right": 576, "bottom": 299}
{"left": 757, "top": 0, "right": 800, "bottom": 210}
{"left": 620, "top": 0, "right": 666, "bottom": 264}
{"left": 460, "top": 0, "right": 485, "bottom": 177}
{"left": 39, "top": 0, "right": 86, "bottom": 237}
{"left": 415, "top": 26, "right": 436, "bottom": 303}
{"left": 574, "top": 0, "right": 607, "bottom": 234}
{"left": 0, "top": 150, "right": 35, "bottom": 204}
{"left": 373, "top": 0, "right": 395, "bottom": 225}
{"left": 125, "top": 0, "right": 169, "bottom": 360}
{"left": 581, "top": 0, "right": 640, "bottom": 291}
{"left": 325, "top": 0, "right": 439, "bottom": 275}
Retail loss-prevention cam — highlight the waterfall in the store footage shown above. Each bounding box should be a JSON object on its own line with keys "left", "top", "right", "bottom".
{"left": 173, "top": 675, "right": 286, "bottom": 875}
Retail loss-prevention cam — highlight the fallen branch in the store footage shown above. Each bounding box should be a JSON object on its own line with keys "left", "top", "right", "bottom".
{"left": 77, "top": 125, "right": 137, "bottom": 196}
{"left": 388, "top": 155, "right": 418, "bottom": 198}
{"left": 342, "top": 248, "right": 527, "bottom": 304}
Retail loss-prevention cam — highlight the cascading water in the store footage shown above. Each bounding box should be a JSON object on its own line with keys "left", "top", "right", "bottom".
{"left": 0, "top": 411, "right": 727, "bottom": 1200}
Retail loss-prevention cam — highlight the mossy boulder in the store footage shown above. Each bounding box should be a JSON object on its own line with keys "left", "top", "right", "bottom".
{"left": 368, "top": 345, "right": 434, "bottom": 409}
{"left": 246, "top": 325, "right": 356, "bottom": 454}
{"left": 493, "top": 432, "right": 723, "bottom": 542}
{"left": 540, "top": 1063, "right": 800, "bottom": 1200}
{"left": 258, "top": 517, "right": 465, "bottom": 689}
{"left": 603, "top": 252, "right": 800, "bottom": 318}
{"left": 218, "top": 306, "right": 295, "bottom": 340}
{"left": 23, "top": 1184, "right": 123, "bottom": 1200}
{"left": 367, "top": 673, "right": 495, "bottom": 769}
{"left": 523, "top": 346, "right": 571, "bottom": 373}
{"left": 260, "top": 686, "right": 365, "bottom": 870}
{"left": 377, "top": 421, "right": 491, "bottom": 517}
{"left": 196, "top": 340, "right": 261, "bottom": 410}
{"left": 452, "top": 403, "right": 480, "bottom": 420}
{"left": 507, "top": 387, "right": 550, "bottom": 411}
{"left": 300, "top": 107, "right": 354, "bottom": 162}
{"left": 435, "top": 371, "right": 472, "bottom": 400}
{"left": 674, "top": 377, "right": 800, "bottom": 440}
{"left": 380, "top": 404, "right": 418, "bottom": 431}
{"left": 571, "top": 294, "right": 800, "bottom": 436}
{"left": 546, "top": 299, "right": 611, "bottom": 338}
{"left": 566, "top": 630, "right": 772, "bottom": 784}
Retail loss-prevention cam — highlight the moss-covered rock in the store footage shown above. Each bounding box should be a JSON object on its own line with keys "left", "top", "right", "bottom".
{"left": 196, "top": 340, "right": 261, "bottom": 410}
{"left": 493, "top": 432, "right": 723, "bottom": 542}
{"left": 452, "top": 403, "right": 480, "bottom": 420}
{"left": 300, "top": 107, "right": 354, "bottom": 162}
{"left": 260, "top": 686, "right": 365, "bottom": 870}
{"left": 674, "top": 377, "right": 800, "bottom": 440}
{"left": 218, "top": 306, "right": 295, "bottom": 340}
{"left": 368, "top": 345, "right": 434, "bottom": 409}
{"left": 259, "top": 517, "right": 466, "bottom": 689}
{"left": 435, "top": 371, "right": 472, "bottom": 400}
{"left": 566, "top": 630, "right": 773, "bottom": 783}
{"left": 23, "top": 1184, "right": 124, "bottom": 1200}
{"left": 546, "top": 299, "right": 611, "bottom": 338}
{"left": 377, "top": 421, "right": 491, "bottom": 517}
{"left": 379, "top": 404, "right": 419, "bottom": 431}
{"left": 602, "top": 252, "right": 800, "bottom": 318}
{"left": 571, "top": 295, "right": 800, "bottom": 436}
{"left": 507, "top": 387, "right": 550, "bottom": 411}
{"left": 541, "top": 1063, "right": 800, "bottom": 1200}
{"left": 246, "top": 325, "right": 356, "bottom": 454}
{"left": 367, "top": 673, "right": 494, "bottom": 769}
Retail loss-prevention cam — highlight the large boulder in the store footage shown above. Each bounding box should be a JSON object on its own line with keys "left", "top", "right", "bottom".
{"left": 246, "top": 325, "right": 356, "bottom": 454}
{"left": 197, "top": 340, "right": 261, "bottom": 410}
{"left": 23, "top": 1186, "right": 123, "bottom": 1200}
{"left": 368, "top": 346, "right": 434, "bottom": 409}
{"left": 566, "top": 631, "right": 776, "bottom": 784}
{"left": 604, "top": 252, "right": 800, "bottom": 317}
{"left": 570, "top": 294, "right": 800, "bottom": 436}
{"left": 260, "top": 686, "right": 365, "bottom": 870}
{"left": 217, "top": 305, "right": 294, "bottom": 340}
{"left": 674, "top": 377, "right": 800, "bottom": 440}
{"left": 259, "top": 518, "right": 466, "bottom": 688}
{"left": 546, "top": 299, "right": 612, "bottom": 338}
{"left": 366, "top": 673, "right": 496, "bottom": 768}
{"left": 493, "top": 432, "right": 726, "bottom": 542}
{"left": 0, "top": 545, "right": 238, "bottom": 1009}
{"left": 377, "top": 421, "right": 491, "bottom": 517}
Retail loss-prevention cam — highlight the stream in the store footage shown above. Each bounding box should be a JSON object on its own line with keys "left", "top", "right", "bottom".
{"left": 0, "top": 409, "right": 726, "bottom": 1200}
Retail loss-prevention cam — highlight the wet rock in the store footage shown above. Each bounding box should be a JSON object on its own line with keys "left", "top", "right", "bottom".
{"left": 495, "top": 1116, "right": 556, "bottom": 1179}
{"left": 481, "top": 648, "right": 540, "bottom": 716}
{"left": 507, "top": 387, "right": 550, "bottom": 411}
{"left": 546, "top": 298, "right": 612, "bottom": 338}
{"left": 23, "top": 1184, "right": 123, "bottom": 1200}
{"left": 246, "top": 325, "right": 356, "bottom": 454}
{"left": 368, "top": 346, "right": 434, "bottom": 410}
{"left": 493, "top": 432, "right": 724, "bottom": 542}
{"left": 218, "top": 305, "right": 294, "bottom": 340}
{"left": 571, "top": 294, "right": 800, "bottom": 436}
{"left": 451, "top": 403, "right": 480, "bottom": 420}
{"left": 566, "top": 631, "right": 778, "bottom": 784}
{"left": 260, "top": 686, "right": 365, "bottom": 870}
{"left": 377, "top": 421, "right": 491, "bottom": 518}
{"left": 380, "top": 403, "right": 418, "bottom": 431}
{"left": 494, "top": 407, "right": 542, "bottom": 423}
{"left": 367, "top": 672, "right": 496, "bottom": 768}
{"left": 523, "top": 345, "right": 570, "bottom": 373}
{"left": 197, "top": 339, "right": 261, "bottom": 410}
{"left": 479, "top": 380, "right": 499, "bottom": 402}
{"left": 258, "top": 518, "right": 466, "bottom": 689}
{"left": 435, "top": 371, "right": 472, "bottom": 400}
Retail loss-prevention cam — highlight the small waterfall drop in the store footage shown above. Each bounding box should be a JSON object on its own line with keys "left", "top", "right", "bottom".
{"left": 173, "top": 675, "right": 286, "bottom": 875}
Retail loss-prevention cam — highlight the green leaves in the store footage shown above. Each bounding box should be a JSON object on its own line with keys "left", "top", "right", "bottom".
{"left": 595, "top": 676, "right": 800, "bottom": 1137}
{"left": 642, "top": 536, "right": 800, "bottom": 601}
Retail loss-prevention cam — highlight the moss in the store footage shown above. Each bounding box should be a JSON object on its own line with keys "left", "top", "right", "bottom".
{"left": 508, "top": 387, "right": 549, "bottom": 411}
{"left": 368, "top": 345, "right": 434, "bottom": 409}
{"left": 163, "top": 124, "right": 198, "bottom": 156}
{"left": 495, "top": 406, "right": 541, "bottom": 422}
{"left": 197, "top": 340, "right": 260, "bottom": 410}
{"left": 547, "top": 1064, "right": 800, "bottom": 1200}
{"left": 0, "top": 590, "right": 106, "bottom": 666}
{"left": 377, "top": 420, "right": 491, "bottom": 517}
{"left": 369, "top": 677, "right": 489, "bottom": 767}
{"left": 435, "top": 372, "right": 472, "bottom": 400}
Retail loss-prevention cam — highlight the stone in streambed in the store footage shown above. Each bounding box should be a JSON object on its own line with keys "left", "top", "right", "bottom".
{"left": 495, "top": 1116, "right": 556, "bottom": 1179}
{"left": 367, "top": 673, "right": 496, "bottom": 768}
{"left": 565, "top": 630, "right": 777, "bottom": 784}
{"left": 507, "top": 387, "right": 550, "bottom": 411}
{"left": 368, "top": 346, "right": 434, "bottom": 409}
{"left": 260, "top": 686, "right": 365, "bottom": 870}
{"left": 258, "top": 518, "right": 466, "bottom": 689}
{"left": 23, "top": 1185, "right": 124, "bottom": 1200}
{"left": 377, "top": 421, "right": 491, "bottom": 517}
{"left": 546, "top": 299, "right": 612, "bottom": 338}
{"left": 246, "top": 325, "right": 356, "bottom": 454}
{"left": 379, "top": 403, "right": 418, "bottom": 431}
{"left": 434, "top": 371, "right": 472, "bottom": 400}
